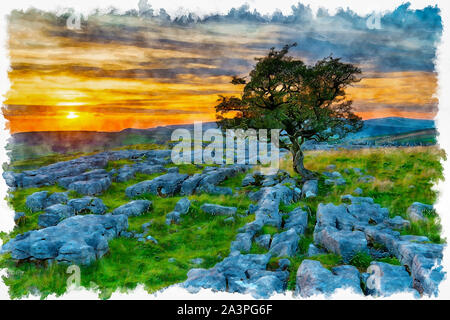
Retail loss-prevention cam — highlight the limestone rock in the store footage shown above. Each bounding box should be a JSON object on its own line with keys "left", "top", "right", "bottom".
{"left": 112, "top": 200, "right": 152, "bottom": 217}
{"left": 200, "top": 204, "right": 237, "bottom": 216}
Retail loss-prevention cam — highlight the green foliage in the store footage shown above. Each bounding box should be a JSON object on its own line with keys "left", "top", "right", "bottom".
{"left": 349, "top": 252, "right": 373, "bottom": 271}
{"left": 110, "top": 143, "right": 166, "bottom": 151}
{"left": 165, "top": 163, "right": 204, "bottom": 175}
{"left": 260, "top": 225, "right": 279, "bottom": 236}
{"left": 403, "top": 216, "right": 442, "bottom": 244}
{"left": 377, "top": 257, "right": 401, "bottom": 266}
{"left": 298, "top": 236, "right": 314, "bottom": 255}
{"left": 105, "top": 159, "right": 135, "bottom": 171}
{"left": 249, "top": 243, "right": 268, "bottom": 255}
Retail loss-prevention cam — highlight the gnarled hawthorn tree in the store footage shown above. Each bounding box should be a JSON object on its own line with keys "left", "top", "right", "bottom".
{"left": 215, "top": 43, "right": 363, "bottom": 179}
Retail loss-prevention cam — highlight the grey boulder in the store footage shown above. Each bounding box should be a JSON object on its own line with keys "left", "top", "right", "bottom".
{"left": 385, "top": 216, "right": 411, "bottom": 229}
{"left": 302, "top": 180, "right": 318, "bottom": 198}
{"left": 166, "top": 198, "right": 191, "bottom": 225}
{"left": 112, "top": 200, "right": 152, "bottom": 217}
{"left": 125, "top": 173, "right": 189, "bottom": 198}
{"left": 284, "top": 207, "right": 308, "bottom": 235}
{"left": 230, "top": 233, "right": 253, "bottom": 253}
{"left": 201, "top": 204, "right": 237, "bottom": 216}
{"left": 255, "top": 234, "right": 271, "bottom": 250}
{"left": 38, "top": 204, "right": 75, "bottom": 228}
{"left": 174, "top": 197, "right": 191, "bottom": 215}
{"left": 365, "top": 262, "right": 418, "bottom": 297}
{"left": 68, "top": 177, "right": 111, "bottom": 196}
{"left": 1, "top": 214, "right": 128, "bottom": 265}
{"left": 296, "top": 260, "right": 362, "bottom": 297}
{"left": 407, "top": 202, "right": 434, "bottom": 222}
{"left": 269, "top": 229, "right": 300, "bottom": 257}
{"left": 26, "top": 191, "right": 69, "bottom": 212}
{"left": 307, "top": 243, "right": 326, "bottom": 257}
{"left": 68, "top": 197, "right": 107, "bottom": 214}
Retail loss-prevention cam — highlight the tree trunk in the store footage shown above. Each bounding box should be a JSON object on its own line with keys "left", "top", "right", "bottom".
{"left": 291, "top": 139, "right": 315, "bottom": 180}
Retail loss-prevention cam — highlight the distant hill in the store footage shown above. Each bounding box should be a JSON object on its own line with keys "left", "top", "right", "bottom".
{"left": 346, "top": 117, "right": 435, "bottom": 140}
{"left": 6, "top": 117, "right": 437, "bottom": 161}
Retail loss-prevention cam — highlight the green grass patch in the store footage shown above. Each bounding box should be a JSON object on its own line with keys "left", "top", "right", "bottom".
{"left": 105, "top": 159, "right": 135, "bottom": 171}
{"left": 377, "top": 256, "right": 401, "bottom": 266}
{"left": 349, "top": 251, "right": 373, "bottom": 272}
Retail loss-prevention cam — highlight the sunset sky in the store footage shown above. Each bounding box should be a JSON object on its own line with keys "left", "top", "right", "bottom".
{"left": 2, "top": 3, "right": 442, "bottom": 133}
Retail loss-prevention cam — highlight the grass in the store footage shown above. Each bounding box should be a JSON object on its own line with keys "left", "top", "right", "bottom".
{"left": 280, "top": 146, "right": 445, "bottom": 243}
{"left": 377, "top": 256, "right": 401, "bottom": 266}
{"left": 0, "top": 164, "right": 255, "bottom": 299}
{"left": 105, "top": 159, "right": 136, "bottom": 171}
{"left": 110, "top": 143, "right": 167, "bottom": 151}
{"left": 0, "top": 145, "right": 445, "bottom": 298}
{"left": 349, "top": 252, "right": 373, "bottom": 271}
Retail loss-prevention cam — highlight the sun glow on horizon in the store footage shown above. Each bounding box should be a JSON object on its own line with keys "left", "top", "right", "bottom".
{"left": 66, "top": 111, "right": 79, "bottom": 119}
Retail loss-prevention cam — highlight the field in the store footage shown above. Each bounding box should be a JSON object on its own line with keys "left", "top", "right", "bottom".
{"left": 0, "top": 146, "right": 445, "bottom": 298}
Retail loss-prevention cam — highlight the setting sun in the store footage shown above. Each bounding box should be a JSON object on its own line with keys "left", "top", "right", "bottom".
{"left": 66, "top": 111, "right": 79, "bottom": 119}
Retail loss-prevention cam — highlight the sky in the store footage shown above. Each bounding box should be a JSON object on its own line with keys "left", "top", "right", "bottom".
{"left": 2, "top": 2, "right": 442, "bottom": 133}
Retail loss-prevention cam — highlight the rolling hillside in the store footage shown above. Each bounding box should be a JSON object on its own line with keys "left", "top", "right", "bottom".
{"left": 5, "top": 117, "right": 437, "bottom": 162}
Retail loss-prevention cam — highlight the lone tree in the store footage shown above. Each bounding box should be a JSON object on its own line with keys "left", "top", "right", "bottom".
{"left": 215, "top": 44, "right": 363, "bottom": 179}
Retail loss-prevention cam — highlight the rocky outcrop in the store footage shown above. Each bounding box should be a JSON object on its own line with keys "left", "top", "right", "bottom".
{"left": 296, "top": 260, "right": 362, "bottom": 297}
{"left": 269, "top": 229, "right": 300, "bottom": 257}
{"left": 114, "top": 164, "right": 167, "bottom": 182}
{"left": 1, "top": 214, "right": 128, "bottom": 265}
{"left": 385, "top": 216, "right": 411, "bottom": 229}
{"left": 311, "top": 194, "right": 445, "bottom": 296}
{"left": 230, "top": 233, "right": 253, "bottom": 253}
{"left": 3, "top": 149, "right": 171, "bottom": 190}
{"left": 125, "top": 172, "right": 189, "bottom": 198}
{"left": 38, "top": 204, "right": 75, "bottom": 228}
{"left": 179, "top": 164, "right": 248, "bottom": 196}
{"left": 302, "top": 180, "right": 318, "bottom": 198}
{"left": 36, "top": 196, "right": 108, "bottom": 227}
{"left": 307, "top": 244, "right": 326, "bottom": 257}
{"left": 239, "top": 170, "right": 296, "bottom": 188}
{"left": 112, "top": 200, "right": 152, "bottom": 217}
{"left": 26, "top": 191, "right": 69, "bottom": 212}
{"left": 67, "top": 197, "right": 107, "bottom": 214}
{"left": 165, "top": 198, "right": 191, "bottom": 224}
{"left": 255, "top": 234, "right": 271, "bottom": 249}
{"left": 183, "top": 253, "right": 287, "bottom": 298}
{"left": 253, "top": 184, "right": 293, "bottom": 229}
{"left": 200, "top": 204, "right": 237, "bottom": 216}
{"left": 365, "top": 262, "right": 418, "bottom": 297}
{"left": 284, "top": 207, "right": 308, "bottom": 235}
{"left": 314, "top": 203, "right": 369, "bottom": 262}
{"left": 182, "top": 179, "right": 298, "bottom": 297}
{"left": 407, "top": 202, "right": 434, "bottom": 222}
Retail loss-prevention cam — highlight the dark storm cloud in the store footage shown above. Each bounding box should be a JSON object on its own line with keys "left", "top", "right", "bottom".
{"left": 40, "top": 2, "right": 441, "bottom": 74}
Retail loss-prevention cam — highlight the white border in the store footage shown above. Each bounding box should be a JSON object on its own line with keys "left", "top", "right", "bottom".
{"left": 0, "top": 0, "right": 448, "bottom": 300}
